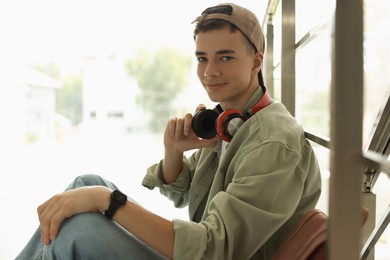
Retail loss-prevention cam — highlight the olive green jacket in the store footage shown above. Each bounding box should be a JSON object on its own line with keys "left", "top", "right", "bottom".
{"left": 142, "top": 87, "right": 322, "bottom": 259}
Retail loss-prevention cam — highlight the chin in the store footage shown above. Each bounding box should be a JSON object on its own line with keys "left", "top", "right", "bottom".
{"left": 207, "top": 95, "right": 222, "bottom": 103}
{"left": 206, "top": 92, "right": 223, "bottom": 103}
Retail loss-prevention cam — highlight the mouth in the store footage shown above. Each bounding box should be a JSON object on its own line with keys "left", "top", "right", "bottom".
{"left": 204, "top": 81, "right": 226, "bottom": 91}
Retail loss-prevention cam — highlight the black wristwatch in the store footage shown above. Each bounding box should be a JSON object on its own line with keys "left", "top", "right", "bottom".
{"left": 104, "top": 190, "right": 127, "bottom": 219}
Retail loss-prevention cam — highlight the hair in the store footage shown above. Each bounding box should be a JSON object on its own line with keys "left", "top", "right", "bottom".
{"left": 193, "top": 19, "right": 257, "bottom": 54}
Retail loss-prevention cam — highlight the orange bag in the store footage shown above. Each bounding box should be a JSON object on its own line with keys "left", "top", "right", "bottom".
{"left": 272, "top": 209, "right": 328, "bottom": 260}
{"left": 272, "top": 208, "right": 369, "bottom": 260}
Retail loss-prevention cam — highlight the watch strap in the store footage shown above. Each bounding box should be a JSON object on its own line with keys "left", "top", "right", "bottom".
{"left": 104, "top": 190, "right": 127, "bottom": 219}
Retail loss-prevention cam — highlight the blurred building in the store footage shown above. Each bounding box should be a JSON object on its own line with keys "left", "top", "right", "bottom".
{"left": 0, "top": 66, "right": 61, "bottom": 145}
{"left": 80, "top": 52, "right": 147, "bottom": 135}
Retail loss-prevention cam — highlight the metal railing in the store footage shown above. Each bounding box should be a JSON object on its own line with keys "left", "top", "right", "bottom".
{"left": 261, "top": 0, "right": 389, "bottom": 259}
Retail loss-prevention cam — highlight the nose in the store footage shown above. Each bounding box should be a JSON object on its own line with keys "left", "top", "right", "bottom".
{"left": 203, "top": 61, "right": 220, "bottom": 78}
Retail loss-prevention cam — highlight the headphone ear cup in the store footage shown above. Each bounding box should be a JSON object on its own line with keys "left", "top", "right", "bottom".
{"left": 192, "top": 109, "right": 219, "bottom": 139}
{"left": 217, "top": 110, "right": 248, "bottom": 142}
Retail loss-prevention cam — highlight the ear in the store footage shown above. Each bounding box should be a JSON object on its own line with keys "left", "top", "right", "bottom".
{"left": 252, "top": 51, "right": 263, "bottom": 74}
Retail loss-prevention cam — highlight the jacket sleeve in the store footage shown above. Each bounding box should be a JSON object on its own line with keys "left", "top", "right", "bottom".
{"left": 142, "top": 153, "right": 197, "bottom": 208}
{"left": 172, "top": 141, "right": 318, "bottom": 260}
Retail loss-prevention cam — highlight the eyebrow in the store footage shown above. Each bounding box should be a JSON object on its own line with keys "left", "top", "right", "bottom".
{"left": 195, "top": 49, "right": 236, "bottom": 56}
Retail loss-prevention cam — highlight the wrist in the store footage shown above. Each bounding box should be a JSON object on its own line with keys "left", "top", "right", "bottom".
{"left": 164, "top": 145, "right": 183, "bottom": 155}
{"left": 163, "top": 150, "right": 184, "bottom": 184}
{"left": 96, "top": 186, "right": 112, "bottom": 213}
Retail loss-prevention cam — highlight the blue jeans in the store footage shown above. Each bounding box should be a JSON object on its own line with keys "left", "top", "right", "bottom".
{"left": 16, "top": 174, "right": 166, "bottom": 260}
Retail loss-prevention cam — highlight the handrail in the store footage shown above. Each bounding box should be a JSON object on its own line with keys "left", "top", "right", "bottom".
{"left": 362, "top": 151, "right": 390, "bottom": 178}
{"left": 360, "top": 203, "right": 390, "bottom": 260}
{"left": 262, "top": 0, "right": 280, "bottom": 26}
{"left": 362, "top": 89, "right": 390, "bottom": 192}
{"left": 295, "top": 23, "right": 328, "bottom": 52}
{"left": 304, "top": 131, "right": 330, "bottom": 149}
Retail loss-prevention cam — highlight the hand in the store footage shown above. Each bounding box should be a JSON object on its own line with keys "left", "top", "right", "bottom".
{"left": 37, "top": 186, "right": 111, "bottom": 245}
{"left": 164, "top": 104, "right": 218, "bottom": 153}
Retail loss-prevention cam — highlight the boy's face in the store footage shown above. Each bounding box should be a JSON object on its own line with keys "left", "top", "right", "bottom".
{"left": 195, "top": 27, "right": 262, "bottom": 109}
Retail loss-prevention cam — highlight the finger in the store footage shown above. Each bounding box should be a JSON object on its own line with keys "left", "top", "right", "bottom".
{"left": 167, "top": 117, "right": 177, "bottom": 137}
{"left": 49, "top": 211, "right": 66, "bottom": 241}
{"left": 38, "top": 201, "right": 54, "bottom": 245}
{"left": 195, "top": 104, "right": 206, "bottom": 113}
{"left": 183, "top": 113, "right": 193, "bottom": 136}
{"left": 38, "top": 195, "right": 67, "bottom": 245}
{"left": 174, "top": 117, "right": 184, "bottom": 139}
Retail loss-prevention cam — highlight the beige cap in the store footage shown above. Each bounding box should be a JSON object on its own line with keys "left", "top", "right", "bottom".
{"left": 192, "top": 3, "right": 265, "bottom": 53}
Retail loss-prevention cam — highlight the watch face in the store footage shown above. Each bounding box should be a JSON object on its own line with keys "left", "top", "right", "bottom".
{"left": 113, "top": 190, "right": 127, "bottom": 204}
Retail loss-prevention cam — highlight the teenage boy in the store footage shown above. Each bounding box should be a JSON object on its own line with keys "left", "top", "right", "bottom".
{"left": 17, "top": 3, "right": 321, "bottom": 259}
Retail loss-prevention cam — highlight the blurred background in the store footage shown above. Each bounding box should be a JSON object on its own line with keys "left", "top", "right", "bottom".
{"left": 0, "top": 0, "right": 389, "bottom": 259}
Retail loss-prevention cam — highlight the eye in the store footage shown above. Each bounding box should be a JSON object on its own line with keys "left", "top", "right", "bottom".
{"left": 221, "top": 56, "right": 233, "bottom": 62}
{"left": 197, "top": 56, "right": 207, "bottom": 63}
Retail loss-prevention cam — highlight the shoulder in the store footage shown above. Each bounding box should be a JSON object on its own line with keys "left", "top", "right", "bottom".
{"left": 240, "top": 102, "right": 305, "bottom": 149}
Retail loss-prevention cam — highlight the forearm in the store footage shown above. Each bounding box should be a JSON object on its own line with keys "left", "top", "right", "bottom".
{"left": 163, "top": 148, "right": 184, "bottom": 184}
{"left": 113, "top": 200, "right": 175, "bottom": 259}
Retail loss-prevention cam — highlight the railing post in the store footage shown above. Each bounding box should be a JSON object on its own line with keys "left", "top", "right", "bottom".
{"left": 328, "top": 0, "right": 364, "bottom": 259}
{"left": 281, "top": 0, "right": 295, "bottom": 116}
{"left": 265, "top": 22, "right": 275, "bottom": 97}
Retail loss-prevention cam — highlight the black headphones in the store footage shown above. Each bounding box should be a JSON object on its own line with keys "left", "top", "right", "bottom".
{"left": 192, "top": 87, "right": 272, "bottom": 142}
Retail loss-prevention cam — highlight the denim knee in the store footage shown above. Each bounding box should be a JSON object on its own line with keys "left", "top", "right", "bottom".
{"left": 74, "top": 174, "right": 107, "bottom": 186}
{"left": 44, "top": 213, "right": 110, "bottom": 258}
{"left": 66, "top": 174, "right": 119, "bottom": 190}
{"left": 44, "top": 213, "right": 164, "bottom": 260}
